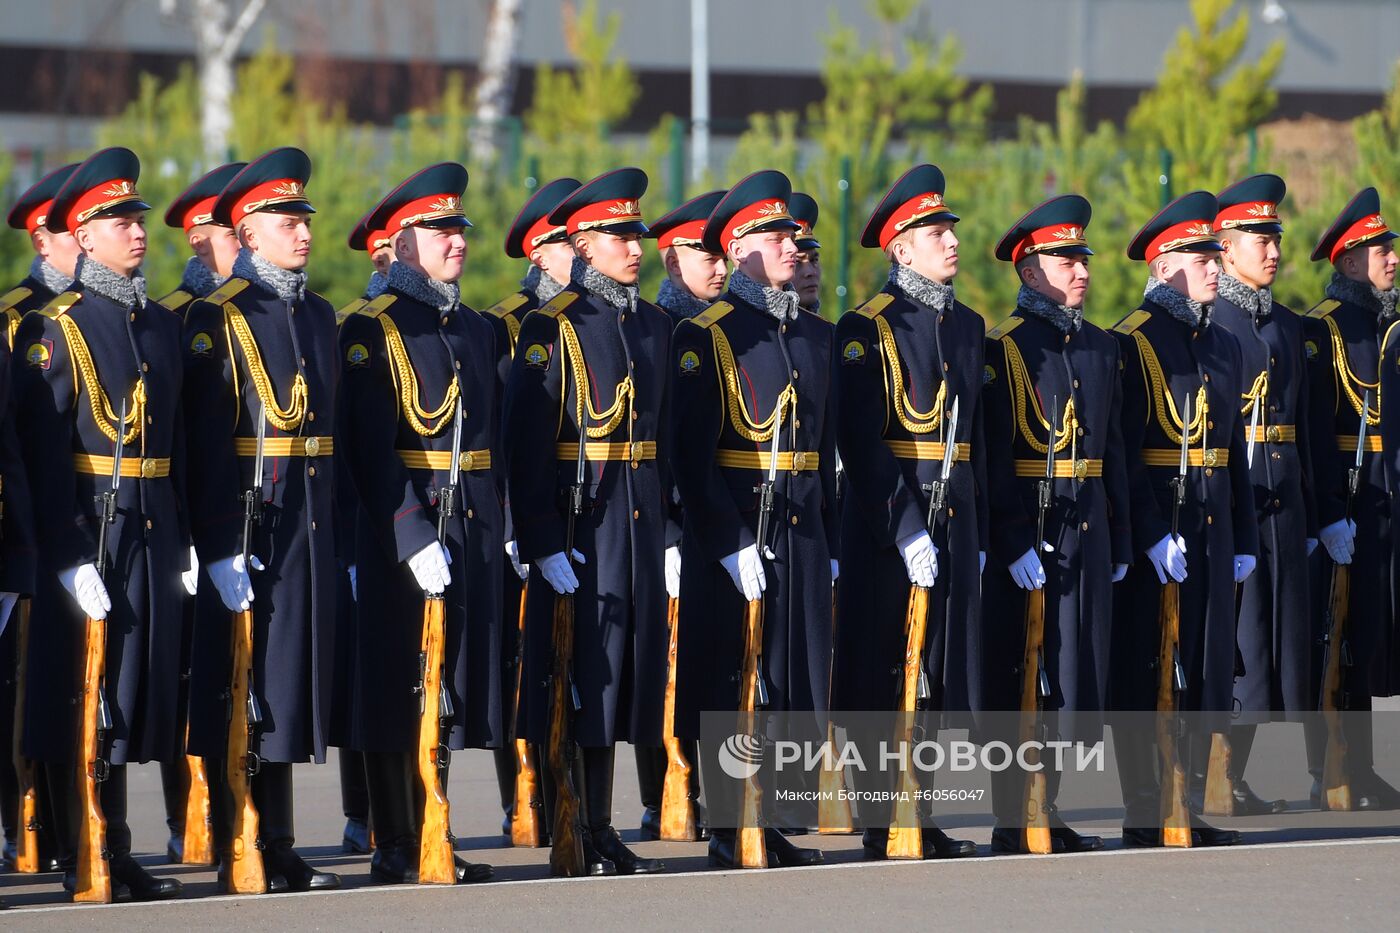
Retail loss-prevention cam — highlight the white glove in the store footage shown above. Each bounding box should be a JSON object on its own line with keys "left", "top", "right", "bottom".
{"left": 181, "top": 545, "right": 199, "bottom": 596}
{"left": 1306, "top": 538, "right": 1319, "bottom": 557}
{"left": 1146, "top": 534, "right": 1188, "bottom": 584}
{"left": 830, "top": 559, "right": 840, "bottom": 582}
{"left": 408, "top": 542, "right": 452, "bottom": 595}
{"left": 538, "top": 549, "right": 585, "bottom": 595}
{"left": 1319, "top": 519, "right": 1355, "bottom": 565}
{"left": 505, "top": 539, "right": 529, "bottom": 582}
{"left": 348, "top": 564, "right": 357, "bottom": 600}
{"left": 1233, "top": 553, "right": 1256, "bottom": 584}
{"left": 720, "top": 544, "right": 766, "bottom": 601}
{"left": 664, "top": 546, "right": 682, "bottom": 600}
{"left": 979, "top": 551, "right": 986, "bottom": 574}
{"left": 59, "top": 563, "right": 111, "bottom": 621}
{"left": 1111, "top": 563, "right": 1129, "bottom": 583}
{"left": 896, "top": 530, "right": 938, "bottom": 588}
{"left": 208, "top": 554, "right": 263, "bottom": 613}
{"left": 1009, "top": 544, "right": 1049, "bottom": 591}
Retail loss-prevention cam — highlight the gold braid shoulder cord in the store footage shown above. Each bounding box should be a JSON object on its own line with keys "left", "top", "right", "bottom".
{"left": 55, "top": 314, "right": 146, "bottom": 447}
{"left": 1323, "top": 315, "right": 1380, "bottom": 426}
{"left": 224, "top": 304, "right": 308, "bottom": 433}
{"left": 1001, "top": 336, "right": 1076, "bottom": 455}
{"left": 872, "top": 315, "right": 943, "bottom": 435}
{"left": 375, "top": 313, "right": 458, "bottom": 437}
{"left": 557, "top": 316, "right": 634, "bottom": 440}
{"left": 708, "top": 325, "right": 796, "bottom": 442}
{"left": 1131, "top": 330, "right": 1208, "bottom": 444}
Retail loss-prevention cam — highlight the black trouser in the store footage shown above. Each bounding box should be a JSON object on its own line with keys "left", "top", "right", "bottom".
{"left": 209, "top": 760, "right": 298, "bottom": 856}
{"left": 363, "top": 751, "right": 417, "bottom": 850}
{"left": 339, "top": 750, "right": 370, "bottom": 824}
{"left": 1113, "top": 722, "right": 1209, "bottom": 828}
{"left": 538, "top": 745, "right": 616, "bottom": 839}
{"left": 45, "top": 761, "right": 135, "bottom": 867}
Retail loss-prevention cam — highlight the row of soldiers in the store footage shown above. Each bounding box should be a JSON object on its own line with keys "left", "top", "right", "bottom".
{"left": 0, "top": 143, "right": 1397, "bottom": 904}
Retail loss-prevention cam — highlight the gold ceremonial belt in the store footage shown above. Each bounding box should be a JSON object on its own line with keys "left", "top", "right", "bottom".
{"left": 1013, "top": 458, "right": 1103, "bottom": 479}
{"left": 73, "top": 454, "right": 171, "bottom": 479}
{"left": 1336, "top": 433, "right": 1383, "bottom": 453}
{"left": 1141, "top": 447, "right": 1230, "bottom": 467}
{"left": 1245, "top": 424, "right": 1296, "bottom": 444}
{"left": 554, "top": 440, "right": 657, "bottom": 463}
{"left": 715, "top": 449, "right": 821, "bottom": 472}
{"left": 884, "top": 439, "right": 971, "bottom": 462}
{"left": 234, "top": 435, "right": 335, "bottom": 458}
{"left": 398, "top": 449, "right": 492, "bottom": 472}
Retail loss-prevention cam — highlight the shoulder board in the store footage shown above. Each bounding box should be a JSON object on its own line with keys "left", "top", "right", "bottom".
{"left": 336, "top": 298, "right": 368, "bottom": 324}
{"left": 1306, "top": 299, "right": 1340, "bottom": 320}
{"left": 537, "top": 290, "right": 580, "bottom": 320}
{"left": 158, "top": 289, "right": 194, "bottom": 313}
{"left": 854, "top": 292, "right": 895, "bottom": 319}
{"left": 37, "top": 290, "right": 81, "bottom": 319}
{"left": 1, "top": 286, "right": 32, "bottom": 316}
{"left": 986, "top": 315, "right": 1024, "bottom": 340}
{"left": 357, "top": 293, "right": 397, "bottom": 319}
{"left": 690, "top": 300, "right": 734, "bottom": 330}
{"left": 1112, "top": 309, "right": 1152, "bottom": 335}
{"left": 206, "top": 277, "right": 250, "bottom": 307}
{"left": 482, "top": 291, "right": 530, "bottom": 320}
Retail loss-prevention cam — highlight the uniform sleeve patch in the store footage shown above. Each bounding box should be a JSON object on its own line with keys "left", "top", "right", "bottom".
{"left": 189, "top": 331, "right": 214, "bottom": 356}
{"left": 25, "top": 339, "right": 52, "bottom": 370}
{"left": 346, "top": 342, "right": 370, "bottom": 368}
{"left": 983, "top": 363, "right": 996, "bottom": 384}
{"left": 523, "top": 342, "right": 551, "bottom": 369}
{"left": 841, "top": 339, "right": 866, "bottom": 365}
{"left": 1304, "top": 338, "right": 1319, "bottom": 361}
{"left": 678, "top": 348, "right": 702, "bottom": 375}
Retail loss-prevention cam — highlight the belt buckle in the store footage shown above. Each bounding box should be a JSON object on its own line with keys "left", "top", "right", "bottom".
{"left": 630, "top": 441, "right": 644, "bottom": 464}
{"left": 791, "top": 451, "right": 808, "bottom": 472}
{"left": 1202, "top": 448, "right": 1219, "bottom": 467}
{"left": 140, "top": 458, "right": 157, "bottom": 479}
{"left": 303, "top": 436, "right": 321, "bottom": 457}
{"left": 1074, "top": 458, "right": 1088, "bottom": 481}
{"left": 1266, "top": 425, "right": 1281, "bottom": 443}
{"left": 459, "top": 450, "right": 475, "bottom": 471}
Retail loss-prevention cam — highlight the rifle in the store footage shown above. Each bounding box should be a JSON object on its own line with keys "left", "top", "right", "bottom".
{"left": 1319, "top": 391, "right": 1369, "bottom": 811}
{"left": 818, "top": 452, "right": 854, "bottom": 836}
{"left": 1156, "top": 393, "right": 1192, "bottom": 848}
{"left": 416, "top": 398, "right": 463, "bottom": 884}
{"left": 1016, "top": 397, "right": 1057, "bottom": 855}
{"left": 74, "top": 400, "right": 123, "bottom": 902}
{"left": 733, "top": 398, "right": 785, "bottom": 869}
{"left": 546, "top": 429, "right": 587, "bottom": 876}
{"left": 12, "top": 598, "right": 39, "bottom": 873}
{"left": 887, "top": 397, "right": 958, "bottom": 859}
{"left": 510, "top": 591, "right": 544, "bottom": 847}
{"left": 182, "top": 733, "right": 215, "bottom": 865}
{"left": 659, "top": 594, "right": 697, "bottom": 841}
{"left": 225, "top": 401, "right": 267, "bottom": 893}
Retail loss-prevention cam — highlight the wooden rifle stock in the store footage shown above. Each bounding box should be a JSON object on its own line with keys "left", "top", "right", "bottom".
{"left": 416, "top": 595, "right": 456, "bottom": 884}
{"left": 1155, "top": 580, "right": 1192, "bottom": 847}
{"left": 1320, "top": 563, "right": 1353, "bottom": 810}
{"left": 510, "top": 597, "right": 544, "bottom": 848}
{"left": 1202, "top": 733, "right": 1235, "bottom": 816}
{"left": 737, "top": 596, "right": 768, "bottom": 869}
{"left": 547, "top": 592, "right": 585, "bottom": 876}
{"left": 73, "top": 611, "right": 111, "bottom": 903}
{"left": 12, "top": 600, "right": 40, "bottom": 873}
{"left": 660, "top": 596, "right": 698, "bottom": 841}
{"left": 886, "top": 585, "right": 929, "bottom": 859}
{"left": 1018, "top": 586, "right": 1052, "bottom": 854}
{"left": 226, "top": 606, "right": 266, "bottom": 893}
{"left": 182, "top": 732, "right": 215, "bottom": 865}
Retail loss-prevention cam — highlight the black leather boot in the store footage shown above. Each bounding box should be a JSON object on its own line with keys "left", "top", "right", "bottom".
{"left": 493, "top": 745, "right": 517, "bottom": 836}
{"left": 256, "top": 763, "right": 340, "bottom": 891}
{"left": 584, "top": 747, "right": 664, "bottom": 874}
{"left": 365, "top": 751, "right": 418, "bottom": 884}
{"left": 105, "top": 765, "right": 182, "bottom": 900}
{"left": 159, "top": 759, "right": 188, "bottom": 863}
{"left": 763, "top": 826, "right": 822, "bottom": 866}
{"left": 634, "top": 745, "right": 666, "bottom": 840}
{"left": 339, "top": 749, "right": 372, "bottom": 854}
{"left": 1226, "top": 725, "right": 1287, "bottom": 815}
{"left": 1114, "top": 725, "right": 1163, "bottom": 846}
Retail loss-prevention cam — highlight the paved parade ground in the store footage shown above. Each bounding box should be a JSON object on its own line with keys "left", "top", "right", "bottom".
{"left": 4, "top": 743, "right": 1400, "bottom": 931}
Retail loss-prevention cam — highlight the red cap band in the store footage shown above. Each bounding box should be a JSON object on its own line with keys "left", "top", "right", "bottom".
{"left": 65, "top": 178, "right": 142, "bottom": 231}
{"left": 524, "top": 214, "right": 566, "bottom": 251}
{"left": 181, "top": 195, "right": 220, "bottom": 233}
{"left": 878, "top": 191, "right": 953, "bottom": 251}
{"left": 385, "top": 193, "right": 466, "bottom": 233}
{"left": 1011, "top": 223, "right": 1090, "bottom": 264}
{"left": 657, "top": 219, "right": 707, "bottom": 250}
{"left": 565, "top": 197, "right": 642, "bottom": 235}
{"left": 1331, "top": 212, "right": 1391, "bottom": 263}
{"left": 1214, "top": 201, "right": 1280, "bottom": 231}
{"left": 24, "top": 199, "right": 54, "bottom": 235}
{"left": 1145, "top": 219, "right": 1218, "bottom": 264}
{"left": 723, "top": 199, "right": 794, "bottom": 248}
{"left": 232, "top": 178, "right": 309, "bottom": 227}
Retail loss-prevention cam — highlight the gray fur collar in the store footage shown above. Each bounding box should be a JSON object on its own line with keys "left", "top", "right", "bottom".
{"left": 387, "top": 260, "right": 459, "bottom": 312}
{"left": 1216, "top": 272, "right": 1273, "bottom": 320}
{"left": 75, "top": 255, "right": 145, "bottom": 309}
{"left": 521, "top": 263, "right": 566, "bottom": 305}
{"left": 1326, "top": 271, "right": 1400, "bottom": 322}
{"left": 28, "top": 256, "right": 73, "bottom": 296}
{"left": 1016, "top": 284, "right": 1082, "bottom": 333}
{"left": 365, "top": 270, "right": 389, "bottom": 300}
{"left": 232, "top": 247, "right": 306, "bottom": 304}
{"left": 656, "top": 278, "right": 710, "bottom": 319}
{"left": 889, "top": 262, "right": 954, "bottom": 312}
{"left": 571, "top": 256, "right": 637, "bottom": 312}
{"left": 178, "top": 256, "right": 223, "bottom": 299}
{"left": 729, "top": 267, "right": 799, "bottom": 321}
{"left": 1144, "top": 276, "right": 1210, "bottom": 328}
